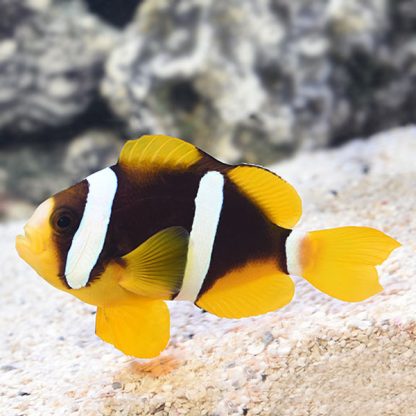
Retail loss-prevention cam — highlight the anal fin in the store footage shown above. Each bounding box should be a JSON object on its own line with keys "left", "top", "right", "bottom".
{"left": 196, "top": 260, "right": 295, "bottom": 319}
{"left": 96, "top": 299, "right": 170, "bottom": 358}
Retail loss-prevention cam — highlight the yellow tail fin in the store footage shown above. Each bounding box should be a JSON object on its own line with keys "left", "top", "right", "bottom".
{"left": 286, "top": 226, "right": 401, "bottom": 302}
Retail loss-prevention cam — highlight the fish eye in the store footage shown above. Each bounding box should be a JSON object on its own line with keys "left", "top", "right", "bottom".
{"left": 57, "top": 215, "right": 71, "bottom": 229}
{"left": 51, "top": 208, "right": 77, "bottom": 234}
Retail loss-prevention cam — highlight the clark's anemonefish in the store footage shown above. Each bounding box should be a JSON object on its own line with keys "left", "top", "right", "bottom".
{"left": 16, "top": 135, "right": 400, "bottom": 358}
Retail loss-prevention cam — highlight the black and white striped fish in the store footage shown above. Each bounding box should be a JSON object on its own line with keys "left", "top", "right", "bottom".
{"left": 16, "top": 135, "right": 400, "bottom": 358}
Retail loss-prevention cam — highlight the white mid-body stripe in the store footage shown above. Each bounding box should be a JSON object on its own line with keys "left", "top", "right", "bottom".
{"left": 176, "top": 171, "right": 224, "bottom": 302}
{"left": 285, "top": 229, "right": 307, "bottom": 277}
{"left": 65, "top": 168, "right": 118, "bottom": 289}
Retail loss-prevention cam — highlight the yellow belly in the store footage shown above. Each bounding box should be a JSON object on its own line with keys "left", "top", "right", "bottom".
{"left": 67, "top": 262, "right": 141, "bottom": 307}
{"left": 39, "top": 259, "right": 139, "bottom": 307}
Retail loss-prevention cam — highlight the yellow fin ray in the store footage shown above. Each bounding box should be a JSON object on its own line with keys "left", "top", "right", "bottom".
{"left": 196, "top": 260, "right": 295, "bottom": 319}
{"left": 227, "top": 165, "right": 302, "bottom": 229}
{"left": 299, "top": 226, "right": 401, "bottom": 302}
{"left": 119, "top": 135, "right": 201, "bottom": 171}
{"left": 96, "top": 299, "right": 170, "bottom": 358}
{"left": 119, "top": 227, "right": 189, "bottom": 299}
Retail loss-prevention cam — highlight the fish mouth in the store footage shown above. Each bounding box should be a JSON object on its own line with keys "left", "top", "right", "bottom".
{"left": 16, "top": 226, "right": 45, "bottom": 258}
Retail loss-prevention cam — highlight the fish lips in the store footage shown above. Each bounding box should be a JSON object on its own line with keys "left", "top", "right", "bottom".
{"left": 16, "top": 226, "right": 45, "bottom": 266}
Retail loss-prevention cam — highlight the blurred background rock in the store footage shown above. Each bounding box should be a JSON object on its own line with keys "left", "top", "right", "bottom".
{"left": 0, "top": 0, "right": 415, "bottom": 220}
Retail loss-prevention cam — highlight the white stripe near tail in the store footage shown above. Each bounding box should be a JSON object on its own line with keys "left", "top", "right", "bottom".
{"left": 285, "top": 229, "right": 307, "bottom": 277}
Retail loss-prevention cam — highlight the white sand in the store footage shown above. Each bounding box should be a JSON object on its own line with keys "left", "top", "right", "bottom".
{"left": 1, "top": 126, "right": 415, "bottom": 416}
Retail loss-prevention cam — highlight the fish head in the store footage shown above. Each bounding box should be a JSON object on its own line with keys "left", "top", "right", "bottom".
{"left": 16, "top": 181, "right": 88, "bottom": 291}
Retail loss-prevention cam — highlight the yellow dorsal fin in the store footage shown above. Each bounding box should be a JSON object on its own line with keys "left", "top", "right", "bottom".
{"left": 119, "top": 227, "right": 189, "bottom": 299}
{"left": 96, "top": 299, "right": 170, "bottom": 358}
{"left": 196, "top": 260, "right": 295, "bottom": 319}
{"left": 119, "top": 135, "right": 202, "bottom": 171}
{"left": 228, "top": 165, "right": 302, "bottom": 229}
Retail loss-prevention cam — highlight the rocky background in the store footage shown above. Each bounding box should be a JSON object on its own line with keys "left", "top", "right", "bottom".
{"left": 1, "top": 0, "right": 416, "bottom": 219}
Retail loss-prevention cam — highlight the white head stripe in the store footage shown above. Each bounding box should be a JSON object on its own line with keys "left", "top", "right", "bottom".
{"left": 176, "top": 171, "right": 224, "bottom": 302}
{"left": 285, "top": 229, "right": 307, "bottom": 277}
{"left": 65, "top": 168, "right": 118, "bottom": 289}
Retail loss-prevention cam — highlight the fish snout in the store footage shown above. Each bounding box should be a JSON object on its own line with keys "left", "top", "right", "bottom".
{"left": 16, "top": 225, "right": 45, "bottom": 256}
{"left": 16, "top": 198, "right": 54, "bottom": 258}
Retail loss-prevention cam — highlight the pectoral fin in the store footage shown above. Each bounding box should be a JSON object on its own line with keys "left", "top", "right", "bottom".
{"left": 119, "top": 226, "right": 189, "bottom": 299}
{"left": 96, "top": 299, "right": 170, "bottom": 358}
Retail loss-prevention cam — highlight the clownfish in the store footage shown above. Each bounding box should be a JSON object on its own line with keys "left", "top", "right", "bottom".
{"left": 16, "top": 135, "right": 400, "bottom": 358}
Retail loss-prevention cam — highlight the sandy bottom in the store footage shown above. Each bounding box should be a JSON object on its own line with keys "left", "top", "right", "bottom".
{"left": 1, "top": 127, "right": 415, "bottom": 416}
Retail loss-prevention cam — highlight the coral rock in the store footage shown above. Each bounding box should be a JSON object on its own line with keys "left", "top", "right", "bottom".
{"left": 0, "top": 0, "right": 118, "bottom": 133}
{"left": 102, "top": 0, "right": 416, "bottom": 163}
{"left": 0, "top": 129, "right": 122, "bottom": 219}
